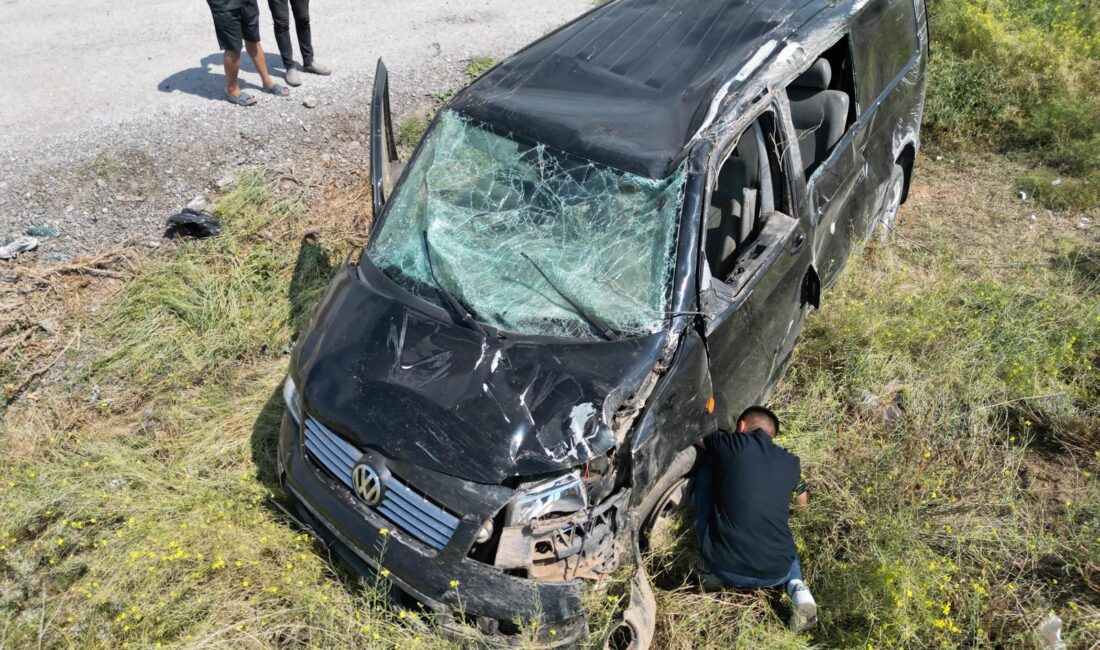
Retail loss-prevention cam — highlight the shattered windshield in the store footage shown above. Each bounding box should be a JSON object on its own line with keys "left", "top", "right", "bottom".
{"left": 367, "top": 110, "right": 688, "bottom": 339}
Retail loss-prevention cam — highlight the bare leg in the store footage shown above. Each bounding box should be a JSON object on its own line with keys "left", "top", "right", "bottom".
{"left": 245, "top": 40, "right": 276, "bottom": 90}
{"left": 223, "top": 49, "right": 243, "bottom": 99}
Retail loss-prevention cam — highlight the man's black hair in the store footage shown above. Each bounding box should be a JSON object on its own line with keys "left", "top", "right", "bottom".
{"left": 737, "top": 405, "right": 780, "bottom": 436}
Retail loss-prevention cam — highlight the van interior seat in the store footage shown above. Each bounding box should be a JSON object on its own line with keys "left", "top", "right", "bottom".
{"left": 706, "top": 157, "right": 752, "bottom": 279}
{"left": 787, "top": 58, "right": 849, "bottom": 176}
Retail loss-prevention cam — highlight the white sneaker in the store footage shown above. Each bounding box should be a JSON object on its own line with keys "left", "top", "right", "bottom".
{"left": 786, "top": 580, "right": 818, "bottom": 632}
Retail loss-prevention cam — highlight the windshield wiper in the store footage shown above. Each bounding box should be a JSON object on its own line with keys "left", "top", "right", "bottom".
{"left": 421, "top": 231, "right": 486, "bottom": 336}
{"left": 520, "top": 252, "right": 618, "bottom": 341}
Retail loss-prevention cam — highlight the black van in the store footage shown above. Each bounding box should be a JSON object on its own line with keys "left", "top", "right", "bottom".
{"left": 277, "top": 0, "right": 928, "bottom": 643}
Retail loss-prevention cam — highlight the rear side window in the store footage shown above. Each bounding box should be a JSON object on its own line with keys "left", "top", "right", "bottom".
{"left": 851, "top": 0, "right": 918, "bottom": 107}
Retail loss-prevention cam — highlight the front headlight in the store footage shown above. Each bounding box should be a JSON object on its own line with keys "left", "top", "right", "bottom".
{"left": 283, "top": 376, "right": 302, "bottom": 424}
{"left": 505, "top": 471, "right": 587, "bottom": 526}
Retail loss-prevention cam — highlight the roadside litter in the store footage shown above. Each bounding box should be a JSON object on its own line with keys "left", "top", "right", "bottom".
{"left": 25, "top": 224, "right": 59, "bottom": 237}
{"left": 166, "top": 208, "right": 221, "bottom": 238}
{"left": 1036, "top": 613, "right": 1066, "bottom": 650}
{"left": 0, "top": 236, "right": 39, "bottom": 260}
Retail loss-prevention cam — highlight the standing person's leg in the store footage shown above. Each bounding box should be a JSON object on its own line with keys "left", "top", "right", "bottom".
{"left": 224, "top": 49, "right": 244, "bottom": 99}
{"left": 208, "top": 3, "right": 255, "bottom": 105}
{"left": 267, "top": 0, "right": 295, "bottom": 69}
{"left": 245, "top": 41, "right": 287, "bottom": 95}
{"left": 293, "top": 0, "right": 331, "bottom": 75}
{"left": 240, "top": 0, "right": 289, "bottom": 95}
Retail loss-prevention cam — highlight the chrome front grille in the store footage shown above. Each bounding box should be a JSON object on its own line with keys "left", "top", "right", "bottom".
{"left": 303, "top": 415, "right": 359, "bottom": 491}
{"left": 375, "top": 475, "right": 460, "bottom": 551}
{"left": 301, "top": 415, "right": 460, "bottom": 551}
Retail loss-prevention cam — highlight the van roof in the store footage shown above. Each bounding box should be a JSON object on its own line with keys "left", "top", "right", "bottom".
{"left": 451, "top": 0, "right": 829, "bottom": 178}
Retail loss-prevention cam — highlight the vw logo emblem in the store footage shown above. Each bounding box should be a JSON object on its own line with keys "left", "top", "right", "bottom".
{"left": 352, "top": 463, "right": 383, "bottom": 506}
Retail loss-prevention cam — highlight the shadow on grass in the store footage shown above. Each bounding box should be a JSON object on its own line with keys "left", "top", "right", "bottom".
{"left": 250, "top": 237, "right": 336, "bottom": 495}
{"left": 246, "top": 237, "right": 382, "bottom": 588}
{"left": 1050, "top": 245, "right": 1100, "bottom": 298}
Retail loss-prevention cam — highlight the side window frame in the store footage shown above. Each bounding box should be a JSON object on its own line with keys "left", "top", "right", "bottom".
{"left": 700, "top": 105, "right": 793, "bottom": 280}
{"left": 850, "top": 0, "right": 922, "bottom": 111}
{"left": 784, "top": 35, "right": 860, "bottom": 187}
{"left": 783, "top": 36, "right": 861, "bottom": 218}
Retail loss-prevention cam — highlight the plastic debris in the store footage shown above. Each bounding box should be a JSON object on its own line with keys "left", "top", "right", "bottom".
{"left": 166, "top": 208, "right": 221, "bottom": 238}
{"left": 1018, "top": 190, "right": 1028, "bottom": 201}
{"left": 1050, "top": 178, "right": 1063, "bottom": 187}
{"left": 856, "top": 382, "right": 905, "bottom": 425}
{"left": 0, "top": 236, "right": 39, "bottom": 260}
{"left": 604, "top": 536, "right": 655, "bottom": 650}
{"left": 25, "top": 224, "right": 58, "bottom": 237}
{"left": 1036, "top": 613, "right": 1066, "bottom": 650}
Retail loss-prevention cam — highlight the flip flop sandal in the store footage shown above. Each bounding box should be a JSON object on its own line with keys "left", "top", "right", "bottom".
{"left": 265, "top": 83, "right": 289, "bottom": 97}
{"left": 227, "top": 91, "right": 257, "bottom": 106}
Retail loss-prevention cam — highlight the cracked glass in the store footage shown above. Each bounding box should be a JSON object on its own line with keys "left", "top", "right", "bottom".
{"left": 367, "top": 110, "right": 688, "bottom": 339}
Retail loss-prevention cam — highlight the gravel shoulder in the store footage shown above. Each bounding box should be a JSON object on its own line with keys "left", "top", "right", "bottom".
{"left": 0, "top": 0, "right": 591, "bottom": 262}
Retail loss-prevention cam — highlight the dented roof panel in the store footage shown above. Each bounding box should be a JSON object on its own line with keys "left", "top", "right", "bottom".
{"left": 451, "top": 0, "right": 829, "bottom": 178}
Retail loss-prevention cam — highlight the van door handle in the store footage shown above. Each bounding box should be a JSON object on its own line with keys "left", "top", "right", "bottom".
{"left": 790, "top": 232, "right": 806, "bottom": 253}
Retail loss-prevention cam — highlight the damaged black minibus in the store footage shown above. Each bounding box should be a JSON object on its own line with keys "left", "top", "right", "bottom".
{"left": 277, "top": 0, "right": 928, "bottom": 644}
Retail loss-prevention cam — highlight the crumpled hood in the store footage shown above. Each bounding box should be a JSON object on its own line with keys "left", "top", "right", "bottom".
{"left": 293, "top": 260, "right": 666, "bottom": 484}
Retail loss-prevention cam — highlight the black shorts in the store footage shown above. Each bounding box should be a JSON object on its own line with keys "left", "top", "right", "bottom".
{"left": 207, "top": 0, "right": 261, "bottom": 52}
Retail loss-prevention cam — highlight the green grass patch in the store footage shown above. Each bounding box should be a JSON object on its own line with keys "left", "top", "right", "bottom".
{"left": 91, "top": 171, "right": 328, "bottom": 396}
{"left": 927, "top": 0, "right": 1100, "bottom": 209}
{"left": 396, "top": 115, "right": 429, "bottom": 152}
{"left": 462, "top": 55, "right": 497, "bottom": 79}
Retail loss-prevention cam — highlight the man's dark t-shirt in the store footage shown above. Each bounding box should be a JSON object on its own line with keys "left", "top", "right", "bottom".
{"left": 698, "top": 428, "right": 802, "bottom": 580}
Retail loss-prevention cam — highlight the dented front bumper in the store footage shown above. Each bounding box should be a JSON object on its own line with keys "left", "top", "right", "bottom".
{"left": 277, "top": 411, "right": 589, "bottom": 644}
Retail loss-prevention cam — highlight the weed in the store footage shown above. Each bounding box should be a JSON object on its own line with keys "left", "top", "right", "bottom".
{"left": 462, "top": 55, "right": 497, "bottom": 79}
{"left": 396, "top": 114, "right": 429, "bottom": 152}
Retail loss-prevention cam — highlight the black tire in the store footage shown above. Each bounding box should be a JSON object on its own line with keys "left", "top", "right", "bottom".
{"left": 635, "top": 446, "right": 697, "bottom": 549}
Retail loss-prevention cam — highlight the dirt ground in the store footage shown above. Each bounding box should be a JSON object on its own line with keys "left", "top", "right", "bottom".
{"left": 0, "top": 0, "right": 591, "bottom": 263}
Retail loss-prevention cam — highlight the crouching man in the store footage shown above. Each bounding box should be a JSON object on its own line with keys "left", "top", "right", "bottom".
{"left": 694, "top": 406, "right": 818, "bottom": 632}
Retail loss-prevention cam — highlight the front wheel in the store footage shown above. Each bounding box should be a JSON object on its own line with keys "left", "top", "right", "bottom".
{"left": 876, "top": 163, "right": 906, "bottom": 240}
{"left": 643, "top": 477, "right": 691, "bottom": 551}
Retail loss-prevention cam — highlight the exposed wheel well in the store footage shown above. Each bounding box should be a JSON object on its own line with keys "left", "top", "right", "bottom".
{"left": 897, "top": 143, "right": 916, "bottom": 204}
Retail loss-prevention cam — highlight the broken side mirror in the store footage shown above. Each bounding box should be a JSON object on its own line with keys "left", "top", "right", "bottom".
{"left": 371, "top": 58, "right": 401, "bottom": 220}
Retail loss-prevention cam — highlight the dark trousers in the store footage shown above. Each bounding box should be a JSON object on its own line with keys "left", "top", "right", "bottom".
{"left": 268, "top": 0, "right": 313, "bottom": 67}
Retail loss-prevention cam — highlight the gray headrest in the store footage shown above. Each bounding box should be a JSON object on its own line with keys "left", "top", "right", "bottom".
{"left": 792, "top": 58, "right": 832, "bottom": 90}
